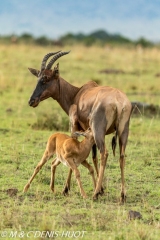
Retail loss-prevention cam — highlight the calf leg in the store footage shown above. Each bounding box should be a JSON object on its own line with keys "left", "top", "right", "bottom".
{"left": 23, "top": 149, "right": 53, "bottom": 192}
{"left": 81, "top": 160, "right": 96, "bottom": 190}
{"left": 62, "top": 168, "right": 73, "bottom": 195}
{"left": 67, "top": 158, "right": 87, "bottom": 199}
{"left": 50, "top": 158, "right": 61, "bottom": 192}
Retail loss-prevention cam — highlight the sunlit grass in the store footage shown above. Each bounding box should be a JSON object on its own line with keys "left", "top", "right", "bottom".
{"left": 0, "top": 44, "right": 160, "bottom": 239}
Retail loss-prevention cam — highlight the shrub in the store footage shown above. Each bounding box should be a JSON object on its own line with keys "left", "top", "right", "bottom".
{"left": 34, "top": 36, "right": 51, "bottom": 46}
{"left": 32, "top": 112, "right": 69, "bottom": 131}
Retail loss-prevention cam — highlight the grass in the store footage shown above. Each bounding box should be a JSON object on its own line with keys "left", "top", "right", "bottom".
{"left": 0, "top": 44, "right": 160, "bottom": 240}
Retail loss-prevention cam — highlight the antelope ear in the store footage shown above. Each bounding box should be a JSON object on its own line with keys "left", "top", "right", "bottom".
{"left": 53, "top": 63, "right": 59, "bottom": 79}
{"left": 28, "top": 68, "right": 40, "bottom": 77}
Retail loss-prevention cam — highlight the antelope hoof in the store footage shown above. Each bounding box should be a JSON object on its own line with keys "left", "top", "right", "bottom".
{"left": 99, "top": 186, "right": 104, "bottom": 195}
{"left": 62, "top": 187, "right": 69, "bottom": 196}
{"left": 93, "top": 186, "right": 104, "bottom": 200}
{"left": 82, "top": 194, "right": 87, "bottom": 199}
{"left": 23, "top": 184, "right": 30, "bottom": 192}
{"left": 50, "top": 186, "right": 54, "bottom": 193}
{"left": 93, "top": 192, "right": 100, "bottom": 201}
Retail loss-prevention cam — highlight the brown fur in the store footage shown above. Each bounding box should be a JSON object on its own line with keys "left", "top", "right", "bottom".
{"left": 28, "top": 51, "right": 132, "bottom": 202}
{"left": 23, "top": 129, "right": 96, "bottom": 198}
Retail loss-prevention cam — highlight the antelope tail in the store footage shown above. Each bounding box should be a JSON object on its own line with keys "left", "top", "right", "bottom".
{"left": 112, "top": 130, "right": 118, "bottom": 157}
{"left": 111, "top": 107, "right": 124, "bottom": 156}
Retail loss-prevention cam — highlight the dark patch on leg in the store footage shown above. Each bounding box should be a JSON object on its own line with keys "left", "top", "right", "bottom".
{"left": 99, "top": 187, "right": 104, "bottom": 195}
{"left": 62, "top": 186, "right": 70, "bottom": 196}
{"left": 90, "top": 107, "right": 107, "bottom": 153}
{"left": 93, "top": 192, "right": 99, "bottom": 201}
{"left": 120, "top": 192, "right": 126, "bottom": 204}
{"left": 92, "top": 144, "right": 99, "bottom": 176}
{"left": 112, "top": 135, "right": 116, "bottom": 156}
{"left": 92, "top": 144, "right": 97, "bottom": 159}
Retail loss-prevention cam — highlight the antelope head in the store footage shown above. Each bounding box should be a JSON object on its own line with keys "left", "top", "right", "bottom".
{"left": 28, "top": 51, "right": 70, "bottom": 107}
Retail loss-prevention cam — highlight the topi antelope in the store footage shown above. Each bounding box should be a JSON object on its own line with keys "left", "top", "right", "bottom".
{"left": 28, "top": 50, "right": 132, "bottom": 203}
{"left": 23, "top": 129, "right": 96, "bottom": 198}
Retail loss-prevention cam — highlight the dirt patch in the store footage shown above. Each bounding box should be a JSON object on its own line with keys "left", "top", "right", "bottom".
{"left": 6, "top": 188, "right": 18, "bottom": 197}
{"left": 131, "top": 102, "right": 160, "bottom": 117}
{"left": 155, "top": 72, "right": 160, "bottom": 77}
{"left": 99, "top": 68, "right": 148, "bottom": 76}
{"left": 128, "top": 210, "right": 142, "bottom": 220}
{"left": 6, "top": 108, "right": 13, "bottom": 113}
{"left": 99, "top": 68, "right": 125, "bottom": 74}
{"left": 0, "top": 128, "right": 10, "bottom": 134}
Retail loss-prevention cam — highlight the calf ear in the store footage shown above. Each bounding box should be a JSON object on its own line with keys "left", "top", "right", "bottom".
{"left": 28, "top": 68, "right": 40, "bottom": 77}
{"left": 73, "top": 131, "right": 86, "bottom": 137}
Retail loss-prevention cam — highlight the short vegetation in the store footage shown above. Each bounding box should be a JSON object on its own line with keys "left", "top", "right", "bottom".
{"left": 0, "top": 42, "right": 160, "bottom": 240}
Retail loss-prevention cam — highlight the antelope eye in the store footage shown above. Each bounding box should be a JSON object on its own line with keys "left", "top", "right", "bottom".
{"left": 41, "top": 78, "right": 46, "bottom": 84}
{"left": 41, "top": 78, "right": 46, "bottom": 85}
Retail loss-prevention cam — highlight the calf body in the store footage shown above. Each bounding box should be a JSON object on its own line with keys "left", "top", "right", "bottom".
{"left": 23, "top": 129, "right": 96, "bottom": 198}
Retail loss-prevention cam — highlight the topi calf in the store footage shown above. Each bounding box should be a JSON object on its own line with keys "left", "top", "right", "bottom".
{"left": 23, "top": 128, "right": 96, "bottom": 198}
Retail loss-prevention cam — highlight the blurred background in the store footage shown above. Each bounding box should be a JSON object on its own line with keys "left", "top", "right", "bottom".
{"left": 0, "top": 0, "right": 160, "bottom": 47}
{"left": 1, "top": 2, "right": 160, "bottom": 237}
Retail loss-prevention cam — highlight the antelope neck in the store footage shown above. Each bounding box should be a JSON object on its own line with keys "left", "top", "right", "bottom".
{"left": 55, "top": 77, "right": 80, "bottom": 115}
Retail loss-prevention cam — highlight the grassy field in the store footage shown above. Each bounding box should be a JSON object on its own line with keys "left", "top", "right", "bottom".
{"left": 0, "top": 44, "right": 160, "bottom": 240}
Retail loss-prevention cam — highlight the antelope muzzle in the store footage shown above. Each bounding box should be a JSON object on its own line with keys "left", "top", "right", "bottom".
{"left": 28, "top": 97, "right": 40, "bottom": 107}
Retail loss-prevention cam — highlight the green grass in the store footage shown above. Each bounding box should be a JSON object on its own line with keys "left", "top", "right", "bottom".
{"left": 0, "top": 44, "right": 160, "bottom": 240}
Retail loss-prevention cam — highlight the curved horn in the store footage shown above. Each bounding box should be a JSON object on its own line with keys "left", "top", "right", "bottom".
{"left": 46, "top": 51, "right": 70, "bottom": 70}
{"left": 41, "top": 51, "right": 61, "bottom": 71}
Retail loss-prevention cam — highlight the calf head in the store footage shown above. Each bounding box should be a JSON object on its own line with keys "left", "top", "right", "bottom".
{"left": 73, "top": 128, "right": 95, "bottom": 143}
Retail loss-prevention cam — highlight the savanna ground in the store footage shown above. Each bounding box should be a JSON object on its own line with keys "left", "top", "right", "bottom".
{"left": 0, "top": 44, "right": 160, "bottom": 240}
